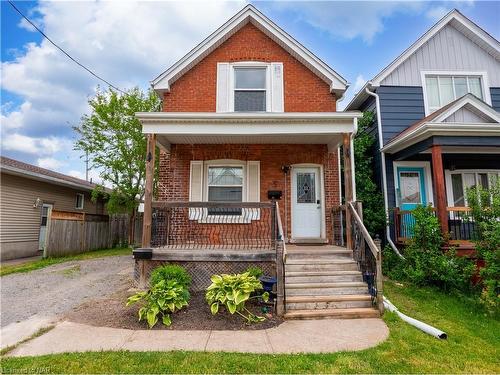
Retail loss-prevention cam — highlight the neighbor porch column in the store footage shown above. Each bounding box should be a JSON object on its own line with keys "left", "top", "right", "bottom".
{"left": 431, "top": 145, "right": 449, "bottom": 235}
{"left": 142, "top": 133, "right": 156, "bottom": 248}
{"left": 343, "top": 133, "right": 353, "bottom": 249}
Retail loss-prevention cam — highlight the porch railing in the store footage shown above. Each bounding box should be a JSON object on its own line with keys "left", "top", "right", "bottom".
{"left": 394, "top": 206, "right": 477, "bottom": 244}
{"left": 347, "top": 202, "right": 384, "bottom": 314}
{"left": 150, "top": 201, "right": 276, "bottom": 250}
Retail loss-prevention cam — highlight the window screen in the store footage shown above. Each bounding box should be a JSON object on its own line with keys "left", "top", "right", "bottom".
{"left": 207, "top": 167, "right": 243, "bottom": 215}
{"left": 234, "top": 68, "right": 266, "bottom": 112}
{"left": 425, "top": 75, "right": 483, "bottom": 113}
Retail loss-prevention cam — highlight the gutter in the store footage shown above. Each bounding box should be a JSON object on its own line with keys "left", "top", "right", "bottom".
{"left": 365, "top": 84, "right": 404, "bottom": 258}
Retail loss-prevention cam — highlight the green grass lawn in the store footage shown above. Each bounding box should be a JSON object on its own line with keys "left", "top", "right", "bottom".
{"left": 0, "top": 247, "right": 132, "bottom": 277}
{"left": 1, "top": 280, "right": 498, "bottom": 374}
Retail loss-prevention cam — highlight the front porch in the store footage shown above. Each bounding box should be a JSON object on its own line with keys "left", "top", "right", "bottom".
{"left": 383, "top": 94, "right": 500, "bottom": 250}
{"left": 134, "top": 111, "right": 384, "bottom": 317}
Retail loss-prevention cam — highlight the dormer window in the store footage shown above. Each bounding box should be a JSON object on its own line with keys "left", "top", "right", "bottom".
{"left": 422, "top": 72, "right": 488, "bottom": 114}
{"left": 234, "top": 67, "right": 267, "bottom": 112}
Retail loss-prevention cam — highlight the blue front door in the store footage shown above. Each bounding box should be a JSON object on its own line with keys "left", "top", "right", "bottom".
{"left": 397, "top": 167, "right": 427, "bottom": 237}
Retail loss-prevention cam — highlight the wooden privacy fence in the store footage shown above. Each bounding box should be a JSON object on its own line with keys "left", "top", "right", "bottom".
{"left": 44, "top": 210, "right": 142, "bottom": 257}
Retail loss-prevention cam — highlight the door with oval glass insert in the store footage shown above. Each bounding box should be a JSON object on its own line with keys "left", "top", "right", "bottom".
{"left": 291, "top": 167, "right": 321, "bottom": 239}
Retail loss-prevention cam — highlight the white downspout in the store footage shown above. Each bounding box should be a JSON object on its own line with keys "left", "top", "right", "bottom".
{"left": 365, "top": 85, "right": 404, "bottom": 258}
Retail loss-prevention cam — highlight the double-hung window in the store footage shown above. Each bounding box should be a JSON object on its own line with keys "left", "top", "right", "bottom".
{"left": 424, "top": 73, "right": 486, "bottom": 114}
{"left": 207, "top": 166, "right": 244, "bottom": 215}
{"left": 233, "top": 67, "right": 267, "bottom": 112}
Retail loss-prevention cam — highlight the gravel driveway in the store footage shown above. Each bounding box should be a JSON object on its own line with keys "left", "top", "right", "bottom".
{"left": 1, "top": 255, "right": 133, "bottom": 327}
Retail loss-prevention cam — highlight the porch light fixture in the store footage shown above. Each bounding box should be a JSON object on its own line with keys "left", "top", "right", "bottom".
{"left": 33, "top": 197, "right": 42, "bottom": 208}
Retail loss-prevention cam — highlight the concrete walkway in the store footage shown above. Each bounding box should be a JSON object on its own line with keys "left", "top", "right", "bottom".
{"left": 6, "top": 319, "right": 388, "bottom": 356}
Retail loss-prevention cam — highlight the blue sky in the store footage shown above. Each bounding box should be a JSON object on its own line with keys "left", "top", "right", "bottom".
{"left": 1, "top": 1, "right": 499, "bottom": 182}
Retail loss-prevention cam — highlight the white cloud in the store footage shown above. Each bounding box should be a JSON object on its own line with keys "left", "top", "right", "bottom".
{"left": 68, "top": 169, "right": 107, "bottom": 186}
{"left": 1, "top": 0, "right": 245, "bottom": 172}
{"left": 353, "top": 74, "right": 367, "bottom": 93}
{"left": 271, "top": 1, "right": 424, "bottom": 43}
{"left": 426, "top": 6, "right": 450, "bottom": 21}
{"left": 37, "top": 157, "right": 65, "bottom": 170}
{"left": 1, "top": 133, "right": 72, "bottom": 156}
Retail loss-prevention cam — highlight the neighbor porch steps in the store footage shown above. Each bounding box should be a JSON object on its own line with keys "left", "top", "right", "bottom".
{"left": 283, "top": 246, "right": 379, "bottom": 320}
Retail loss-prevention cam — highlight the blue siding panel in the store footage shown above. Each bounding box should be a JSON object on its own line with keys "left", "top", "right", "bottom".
{"left": 491, "top": 87, "right": 500, "bottom": 112}
{"left": 377, "top": 86, "right": 426, "bottom": 145}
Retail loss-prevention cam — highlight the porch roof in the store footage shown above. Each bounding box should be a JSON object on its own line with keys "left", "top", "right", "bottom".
{"left": 382, "top": 94, "right": 500, "bottom": 154}
{"left": 136, "top": 111, "right": 362, "bottom": 152}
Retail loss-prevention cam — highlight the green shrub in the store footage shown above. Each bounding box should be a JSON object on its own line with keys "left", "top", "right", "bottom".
{"left": 245, "top": 266, "right": 263, "bottom": 279}
{"left": 205, "top": 272, "right": 269, "bottom": 324}
{"left": 385, "top": 205, "right": 474, "bottom": 293}
{"left": 467, "top": 180, "right": 500, "bottom": 314}
{"left": 150, "top": 264, "right": 191, "bottom": 289}
{"left": 126, "top": 279, "right": 189, "bottom": 328}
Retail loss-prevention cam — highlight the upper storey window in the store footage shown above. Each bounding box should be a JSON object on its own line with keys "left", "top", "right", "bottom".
{"left": 216, "top": 62, "right": 283, "bottom": 113}
{"left": 423, "top": 72, "right": 487, "bottom": 114}
{"left": 234, "top": 67, "right": 267, "bottom": 112}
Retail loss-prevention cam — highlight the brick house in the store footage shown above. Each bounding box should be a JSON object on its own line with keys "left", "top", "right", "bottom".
{"left": 135, "top": 5, "right": 382, "bottom": 319}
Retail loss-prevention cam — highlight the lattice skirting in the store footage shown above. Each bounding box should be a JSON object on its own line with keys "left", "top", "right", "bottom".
{"left": 135, "top": 259, "right": 276, "bottom": 291}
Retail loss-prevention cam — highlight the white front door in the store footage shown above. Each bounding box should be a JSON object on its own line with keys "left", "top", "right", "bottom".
{"left": 38, "top": 204, "right": 52, "bottom": 250}
{"left": 291, "top": 167, "right": 322, "bottom": 239}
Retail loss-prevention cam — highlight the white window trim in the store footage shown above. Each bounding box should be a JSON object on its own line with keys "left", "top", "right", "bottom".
{"left": 75, "top": 193, "right": 84, "bottom": 210}
{"left": 393, "top": 161, "right": 434, "bottom": 208}
{"left": 229, "top": 62, "right": 271, "bottom": 113}
{"left": 421, "top": 70, "right": 491, "bottom": 116}
{"left": 445, "top": 169, "right": 500, "bottom": 207}
{"left": 198, "top": 159, "right": 250, "bottom": 224}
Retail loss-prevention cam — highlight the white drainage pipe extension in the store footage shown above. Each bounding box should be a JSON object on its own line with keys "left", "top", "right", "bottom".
{"left": 384, "top": 297, "right": 447, "bottom": 339}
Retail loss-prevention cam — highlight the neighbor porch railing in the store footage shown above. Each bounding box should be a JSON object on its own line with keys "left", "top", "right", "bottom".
{"left": 394, "top": 206, "right": 477, "bottom": 244}
{"left": 150, "top": 201, "right": 277, "bottom": 250}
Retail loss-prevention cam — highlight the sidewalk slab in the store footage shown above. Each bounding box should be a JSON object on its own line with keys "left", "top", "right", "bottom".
{"left": 7, "top": 318, "right": 389, "bottom": 357}
{"left": 1, "top": 315, "right": 55, "bottom": 350}
{"left": 205, "top": 330, "right": 273, "bottom": 353}
{"left": 123, "top": 330, "right": 210, "bottom": 351}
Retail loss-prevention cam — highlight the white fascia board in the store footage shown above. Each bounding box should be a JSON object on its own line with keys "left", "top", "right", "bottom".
{"left": 142, "top": 122, "right": 356, "bottom": 136}
{"left": 1, "top": 166, "right": 95, "bottom": 192}
{"left": 382, "top": 123, "right": 500, "bottom": 153}
{"left": 431, "top": 94, "right": 500, "bottom": 123}
{"left": 371, "top": 10, "right": 500, "bottom": 86}
{"left": 136, "top": 111, "right": 362, "bottom": 121}
{"left": 151, "top": 4, "right": 347, "bottom": 93}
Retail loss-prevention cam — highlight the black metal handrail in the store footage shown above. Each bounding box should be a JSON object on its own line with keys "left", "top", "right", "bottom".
{"left": 347, "top": 201, "right": 384, "bottom": 314}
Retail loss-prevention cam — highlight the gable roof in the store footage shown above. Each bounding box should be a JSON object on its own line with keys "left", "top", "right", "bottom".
{"left": 346, "top": 9, "right": 500, "bottom": 110}
{"left": 151, "top": 4, "right": 348, "bottom": 98}
{"left": 382, "top": 94, "right": 500, "bottom": 153}
{"left": 1, "top": 156, "right": 97, "bottom": 191}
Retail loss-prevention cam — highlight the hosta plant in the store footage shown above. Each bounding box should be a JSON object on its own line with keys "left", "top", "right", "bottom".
{"left": 206, "top": 272, "right": 269, "bottom": 324}
{"left": 126, "top": 279, "right": 189, "bottom": 328}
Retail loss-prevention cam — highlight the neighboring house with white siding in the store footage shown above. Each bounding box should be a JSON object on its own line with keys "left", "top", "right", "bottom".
{"left": 0, "top": 156, "right": 106, "bottom": 261}
{"left": 346, "top": 9, "right": 500, "bottom": 252}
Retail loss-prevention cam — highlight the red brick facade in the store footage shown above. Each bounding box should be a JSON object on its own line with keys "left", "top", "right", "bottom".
{"left": 163, "top": 23, "right": 336, "bottom": 112}
{"left": 157, "top": 21, "right": 340, "bottom": 243}
{"left": 158, "top": 145, "right": 339, "bottom": 242}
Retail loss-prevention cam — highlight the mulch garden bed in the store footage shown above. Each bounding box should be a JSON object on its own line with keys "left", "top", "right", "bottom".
{"left": 64, "top": 282, "right": 283, "bottom": 330}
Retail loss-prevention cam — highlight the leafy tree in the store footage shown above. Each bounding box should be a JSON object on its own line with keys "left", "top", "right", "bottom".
{"left": 74, "top": 87, "right": 160, "bottom": 243}
{"left": 353, "top": 112, "right": 386, "bottom": 237}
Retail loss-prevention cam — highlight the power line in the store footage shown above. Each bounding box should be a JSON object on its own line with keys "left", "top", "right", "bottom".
{"left": 8, "top": 0, "right": 126, "bottom": 94}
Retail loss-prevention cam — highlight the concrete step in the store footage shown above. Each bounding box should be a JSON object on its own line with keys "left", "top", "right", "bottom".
{"left": 285, "top": 261, "right": 359, "bottom": 272}
{"left": 286, "top": 294, "right": 372, "bottom": 310}
{"left": 284, "top": 307, "right": 380, "bottom": 320}
{"left": 285, "top": 282, "right": 369, "bottom": 296}
{"left": 285, "top": 273, "right": 363, "bottom": 283}
{"left": 286, "top": 270, "right": 361, "bottom": 277}
{"left": 286, "top": 249, "right": 353, "bottom": 260}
